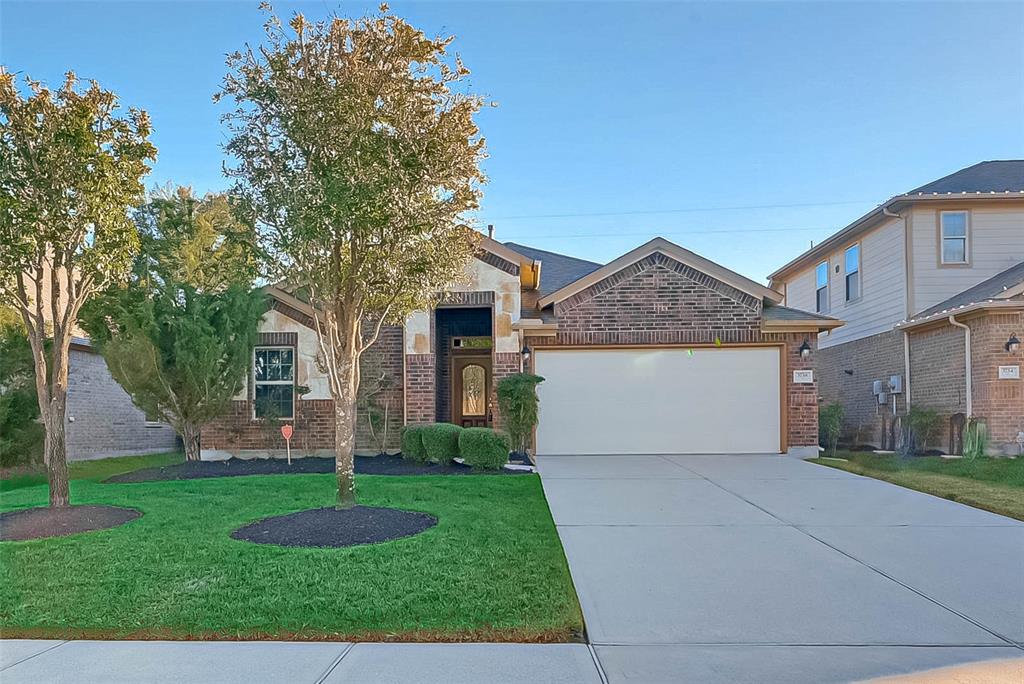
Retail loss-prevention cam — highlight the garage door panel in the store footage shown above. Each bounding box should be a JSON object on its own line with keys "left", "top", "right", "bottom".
{"left": 534, "top": 348, "right": 780, "bottom": 455}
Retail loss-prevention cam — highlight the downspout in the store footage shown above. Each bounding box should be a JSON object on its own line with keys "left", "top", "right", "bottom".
{"left": 903, "top": 330, "right": 912, "bottom": 411}
{"left": 948, "top": 315, "right": 972, "bottom": 417}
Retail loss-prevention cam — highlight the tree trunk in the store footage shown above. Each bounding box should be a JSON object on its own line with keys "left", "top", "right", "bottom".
{"left": 42, "top": 406, "right": 70, "bottom": 507}
{"left": 334, "top": 374, "right": 358, "bottom": 510}
{"left": 182, "top": 424, "right": 202, "bottom": 461}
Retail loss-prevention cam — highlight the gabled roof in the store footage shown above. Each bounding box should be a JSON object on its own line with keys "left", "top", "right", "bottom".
{"left": 897, "top": 260, "right": 1024, "bottom": 328}
{"left": 537, "top": 237, "right": 783, "bottom": 308}
{"left": 503, "top": 242, "right": 602, "bottom": 297}
{"left": 769, "top": 160, "right": 1024, "bottom": 283}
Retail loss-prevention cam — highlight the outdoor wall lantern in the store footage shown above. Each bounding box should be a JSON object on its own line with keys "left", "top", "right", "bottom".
{"left": 521, "top": 345, "right": 531, "bottom": 363}
{"left": 798, "top": 340, "right": 812, "bottom": 359}
{"left": 1006, "top": 333, "right": 1021, "bottom": 354}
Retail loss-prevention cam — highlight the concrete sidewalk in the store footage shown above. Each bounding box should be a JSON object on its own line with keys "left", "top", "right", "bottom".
{"left": 0, "top": 640, "right": 604, "bottom": 684}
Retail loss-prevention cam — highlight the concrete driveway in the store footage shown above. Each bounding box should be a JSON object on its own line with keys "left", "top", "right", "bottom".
{"left": 538, "top": 454, "right": 1024, "bottom": 683}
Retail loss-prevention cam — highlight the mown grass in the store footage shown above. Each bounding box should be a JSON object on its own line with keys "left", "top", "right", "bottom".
{"left": 0, "top": 473, "right": 583, "bottom": 641}
{"left": 812, "top": 452, "right": 1024, "bottom": 521}
{"left": 1, "top": 451, "right": 184, "bottom": 492}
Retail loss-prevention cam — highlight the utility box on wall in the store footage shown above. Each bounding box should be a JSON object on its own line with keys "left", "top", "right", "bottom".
{"left": 888, "top": 375, "right": 903, "bottom": 394}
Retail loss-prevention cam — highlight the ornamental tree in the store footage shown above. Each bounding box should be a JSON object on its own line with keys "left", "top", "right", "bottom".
{"left": 0, "top": 71, "right": 155, "bottom": 507}
{"left": 80, "top": 187, "right": 265, "bottom": 462}
{"left": 219, "top": 4, "right": 487, "bottom": 508}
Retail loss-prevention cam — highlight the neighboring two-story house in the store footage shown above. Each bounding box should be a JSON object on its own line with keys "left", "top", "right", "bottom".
{"left": 769, "top": 161, "right": 1024, "bottom": 454}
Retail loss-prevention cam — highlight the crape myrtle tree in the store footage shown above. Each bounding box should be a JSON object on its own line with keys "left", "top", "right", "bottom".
{"left": 0, "top": 71, "right": 155, "bottom": 507}
{"left": 219, "top": 4, "right": 487, "bottom": 508}
{"left": 81, "top": 186, "right": 265, "bottom": 461}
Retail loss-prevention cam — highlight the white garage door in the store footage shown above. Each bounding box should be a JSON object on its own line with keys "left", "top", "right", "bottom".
{"left": 534, "top": 347, "right": 781, "bottom": 455}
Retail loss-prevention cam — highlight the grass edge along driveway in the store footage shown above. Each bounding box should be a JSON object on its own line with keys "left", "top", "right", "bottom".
{"left": 0, "top": 469, "right": 583, "bottom": 642}
{"left": 812, "top": 452, "right": 1024, "bottom": 521}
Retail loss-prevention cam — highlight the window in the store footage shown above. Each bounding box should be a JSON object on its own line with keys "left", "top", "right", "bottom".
{"left": 461, "top": 364, "right": 486, "bottom": 416}
{"left": 844, "top": 244, "right": 860, "bottom": 302}
{"left": 815, "top": 261, "right": 829, "bottom": 314}
{"left": 940, "top": 211, "right": 968, "bottom": 264}
{"left": 254, "top": 347, "right": 295, "bottom": 419}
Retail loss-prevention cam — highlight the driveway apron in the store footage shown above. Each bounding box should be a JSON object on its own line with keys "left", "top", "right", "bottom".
{"left": 537, "top": 453, "right": 1024, "bottom": 683}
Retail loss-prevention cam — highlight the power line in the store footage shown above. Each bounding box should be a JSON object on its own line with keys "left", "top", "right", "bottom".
{"left": 500, "top": 225, "right": 836, "bottom": 240}
{"left": 479, "top": 199, "right": 873, "bottom": 221}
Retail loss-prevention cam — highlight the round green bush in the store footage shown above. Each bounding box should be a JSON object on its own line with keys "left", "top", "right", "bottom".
{"left": 421, "top": 423, "right": 463, "bottom": 464}
{"left": 458, "top": 428, "right": 510, "bottom": 470}
{"left": 400, "top": 425, "right": 428, "bottom": 462}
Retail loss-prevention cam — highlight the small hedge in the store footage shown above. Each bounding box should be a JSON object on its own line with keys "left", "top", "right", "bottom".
{"left": 459, "top": 428, "right": 511, "bottom": 470}
{"left": 400, "top": 425, "right": 428, "bottom": 462}
{"left": 422, "top": 423, "right": 463, "bottom": 464}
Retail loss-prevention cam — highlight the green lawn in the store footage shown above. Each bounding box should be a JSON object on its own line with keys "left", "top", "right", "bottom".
{"left": 1, "top": 451, "right": 184, "bottom": 492}
{"left": 0, "top": 471, "right": 583, "bottom": 641}
{"left": 812, "top": 452, "right": 1024, "bottom": 521}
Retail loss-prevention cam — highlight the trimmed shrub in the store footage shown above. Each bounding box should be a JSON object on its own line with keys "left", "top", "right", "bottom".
{"left": 496, "top": 373, "right": 544, "bottom": 457}
{"left": 422, "top": 423, "right": 463, "bottom": 463}
{"left": 818, "top": 402, "right": 844, "bottom": 458}
{"left": 459, "top": 428, "right": 510, "bottom": 470}
{"left": 400, "top": 425, "right": 428, "bottom": 462}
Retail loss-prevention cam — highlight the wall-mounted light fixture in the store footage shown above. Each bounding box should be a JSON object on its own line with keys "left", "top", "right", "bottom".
{"left": 798, "top": 340, "right": 812, "bottom": 359}
{"left": 1007, "top": 333, "right": 1021, "bottom": 353}
{"left": 521, "top": 345, "right": 531, "bottom": 363}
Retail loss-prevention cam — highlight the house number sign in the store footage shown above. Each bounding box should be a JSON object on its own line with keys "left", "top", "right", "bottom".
{"left": 998, "top": 365, "right": 1020, "bottom": 380}
{"left": 792, "top": 370, "right": 814, "bottom": 384}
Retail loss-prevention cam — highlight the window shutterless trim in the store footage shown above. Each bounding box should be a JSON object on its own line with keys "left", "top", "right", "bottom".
{"left": 815, "top": 260, "right": 830, "bottom": 314}
{"left": 844, "top": 242, "right": 861, "bottom": 303}
{"left": 253, "top": 346, "right": 296, "bottom": 420}
{"left": 937, "top": 209, "right": 971, "bottom": 267}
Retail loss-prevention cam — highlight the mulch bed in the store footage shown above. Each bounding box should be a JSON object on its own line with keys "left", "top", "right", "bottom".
{"left": 231, "top": 506, "right": 437, "bottom": 548}
{"left": 0, "top": 505, "right": 141, "bottom": 542}
{"left": 106, "top": 454, "right": 529, "bottom": 483}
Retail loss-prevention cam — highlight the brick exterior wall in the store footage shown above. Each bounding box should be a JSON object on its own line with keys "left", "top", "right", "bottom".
{"left": 524, "top": 255, "right": 820, "bottom": 450}
{"left": 553, "top": 253, "right": 763, "bottom": 345}
{"left": 907, "top": 323, "right": 966, "bottom": 451}
{"left": 404, "top": 353, "right": 436, "bottom": 424}
{"left": 968, "top": 311, "right": 1023, "bottom": 454}
{"left": 490, "top": 351, "right": 523, "bottom": 430}
{"left": 816, "top": 329, "right": 907, "bottom": 447}
{"left": 66, "top": 347, "right": 179, "bottom": 460}
{"left": 355, "top": 326, "right": 404, "bottom": 453}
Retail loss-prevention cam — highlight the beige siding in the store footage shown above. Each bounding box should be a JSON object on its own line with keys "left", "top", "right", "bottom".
{"left": 910, "top": 204, "right": 1024, "bottom": 315}
{"left": 782, "top": 217, "right": 907, "bottom": 349}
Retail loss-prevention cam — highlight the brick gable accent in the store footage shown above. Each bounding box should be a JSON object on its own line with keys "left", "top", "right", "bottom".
{"left": 476, "top": 249, "right": 519, "bottom": 276}
{"left": 552, "top": 254, "right": 762, "bottom": 346}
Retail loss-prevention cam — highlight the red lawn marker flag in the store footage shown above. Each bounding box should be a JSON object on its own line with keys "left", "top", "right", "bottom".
{"left": 281, "top": 424, "right": 294, "bottom": 465}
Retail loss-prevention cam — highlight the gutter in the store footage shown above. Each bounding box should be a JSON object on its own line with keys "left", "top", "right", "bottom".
{"left": 947, "top": 314, "right": 972, "bottom": 417}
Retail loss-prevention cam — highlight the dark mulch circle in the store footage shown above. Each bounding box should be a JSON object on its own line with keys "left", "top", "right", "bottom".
{"left": 106, "top": 454, "right": 529, "bottom": 484}
{"left": 0, "top": 505, "right": 141, "bottom": 542}
{"left": 230, "top": 506, "right": 437, "bottom": 548}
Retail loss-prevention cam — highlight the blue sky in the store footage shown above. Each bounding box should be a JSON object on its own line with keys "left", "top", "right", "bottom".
{"left": 2, "top": 1, "right": 1022, "bottom": 281}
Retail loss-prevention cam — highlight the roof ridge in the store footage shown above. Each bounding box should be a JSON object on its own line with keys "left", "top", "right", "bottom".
{"left": 503, "top": 241, "right": 602, "bottom": 266}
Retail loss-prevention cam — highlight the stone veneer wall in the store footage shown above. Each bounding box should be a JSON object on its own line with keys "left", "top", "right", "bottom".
{"left": 66, "top": 346, "right": 180, "bottom": 460}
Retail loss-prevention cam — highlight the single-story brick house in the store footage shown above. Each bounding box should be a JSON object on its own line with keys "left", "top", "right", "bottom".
{"left": 200, "top": 236, "right": 841, "bottom": 459}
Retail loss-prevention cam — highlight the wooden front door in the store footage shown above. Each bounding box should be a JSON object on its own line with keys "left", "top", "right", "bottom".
{"left": 452, "top": 355, "right": 492, "bottom": 427}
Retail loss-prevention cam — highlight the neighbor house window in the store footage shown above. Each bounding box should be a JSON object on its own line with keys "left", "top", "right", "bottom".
{"left": 844, "top": 244, "right": 860, "bottom": 302}
{"left": 815, "top": 261, "right": 829, "bottom": 313}
{"left": 940, "top": 211, "right": 969, "bottom": 264}
{"left": 254, "top": 347, "right": 295, "bottom": 419}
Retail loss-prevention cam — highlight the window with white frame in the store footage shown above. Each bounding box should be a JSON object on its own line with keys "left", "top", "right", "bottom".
{"left": 815, "top": 261, "right": 829, "bottom": 313}
{"left": 940, "top": 211, "right": 968, "bottom": 264}
{"left": 844, "top": 244, "right": 860, "bottom": 302}
{"left": 253, "top": 347, "right": 295, "bottom": 419}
